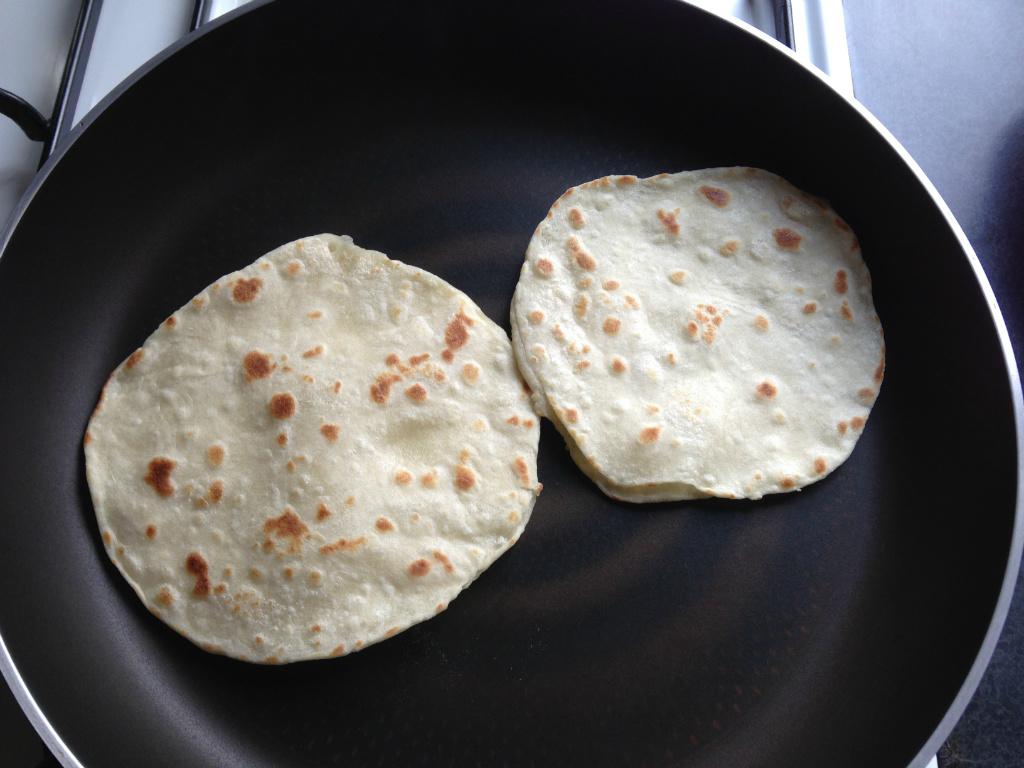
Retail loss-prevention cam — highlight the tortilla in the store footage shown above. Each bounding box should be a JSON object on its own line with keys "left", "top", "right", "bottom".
{"left": 85, "top": 234, "right": 540, "bottom": 663}
{"left": 511, "top": 168, "right": 884, "bottom": 500}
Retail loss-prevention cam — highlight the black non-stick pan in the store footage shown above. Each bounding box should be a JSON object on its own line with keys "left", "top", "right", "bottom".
{"left": 0, "top": 1, "right": 1020, "bottom": 766}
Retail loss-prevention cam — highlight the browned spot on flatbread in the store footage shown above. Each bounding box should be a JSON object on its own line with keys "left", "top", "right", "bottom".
{"left": 535, "top": 258, "right": 554, "bottom": 276}
{"left": 813, "top": 457, "right": 827, "bottom": 475}
{"left": 102, "top": 531, "right": 112, "bottom": 545}
{"left": 754, "top": 315, "right": 769, "bottom": 331}
{"left": 207, "top": 444, "right": 225, "bottom": 466}
{"left": 320, "top": 536, "right": 366, "bottom": 555}
{"left": 513, "top": 457, "right": 531, "bottom": 488}
{"left": 858, "top": 387, "right": 876, "bottom": 403}
{"left": 567, "top": 237, "right": 597, "bottom": 270}
{"left": 263, "top": 508, "right": 309, "bottom": 553}
{"left": 408, "top": 559, "right": 431, "bottom": 577}
{"left": 527, "top": 310, "right": 545, "bottom": 326}
{"left": 803, "top": 302, "right": 817, "bottom": 314}
{"left": 186, "top": 552, "right": 210, "bottom": 596}
{"left": 773, "top": 227, "right": 802, "bottom": 250}
{"left": 851, "top": 416, "right": 865, "bottom": 430}
{"left": 611, "top": 357, "right": 627, "bottom": 374}
{"left": 639, "top": 426, "right": 662, "bottom": 444}
{"left": 370, "top": 373, "right": 401, "bottom": 404}
{"left": 657, "top": 208, "right": 681, "bottom": 236}
{"left": 286, "top": 260, "right": 302, "bottom": 275}
{"left": 163, "top": 315, "right": 177, "bottom": 329}
{"left": 564, "top": 408, "right": 579, "bottom": 424}
{"left": 616, "top": 175, "right": 638, "bottom": 186}
{"left": 269, "top": 392, "right": 296, "bottom": 419}
{"left": 756, "top": 381, "right": 778, "bottom": 400}
{"left": 700, "top": 185, "right": 731, "bottom": 207}
{"left": 331, "top": 644, "right": 345, "bottom": 657}
{"left": 507, "top": 415, "right": 520, "bottom": 426}
{"left": 208, "top": 480, "right": 223, "bottom": 504}
{"left": 276, "top": 433, "right": 288, "bottom": 446}
{"left": 302, "top": 345, "right": 324, "bottom": 358}
{"left": 144, "top": 457, "right": 176, "bottom": 497}
{"left": 320, "top": 423, "right": 340, "bottom": 442}
{"left": 156, "top": 587, "right": 173, "bottom": 607}
{"left": 780, "top": 477, "right": 796, "bottom": 489}
{"left": 433, "top": 550, "right": 455, "bottom": 573}
{"left": 395, "top": 470, "right": 413, "bottom": 486}
{"left": 834, "top": 217, "right": 851, "bottom": 232}
{"left": 875, "top": 348, "right": 886, "bottom": 383}
{"left": 719, "top": 240, "right": 739, "bottom": 256}
{"left": 332, "top": 380, "right": 342, "bottom": 394}
{"left": 454, "top": 465, "right": 476, "bottom": 491}
{"left": 376, "top": 517, "right": 395, "bottom": 532}
{"left": 243, "top": 350, "right": 275, "bottom": 381}
{"left": 421, "top": 472, "right": 438, "bottom": 488}
{"left": 669, "top": 270, "right": 686, "bottom": 285}
{"left": 125, "top": 349, "right": 144, "bottom": 369}
{"left": 603, "top": 316, "right": 621, "bottom": 334}
{"left": 316, "top": 503, "right": 331, "bottom": 522}
{"left": 307, "top": 310, "right": 322, "bottom": 319}
{"left": 834, "top": 270, "right": 849, "bottom": 295}
{"left": 568, "top": 207, "right": 586, "bottom": 229}
{"left": 461, "top": 363, "right": 479, "bottom": 384}
{"left": 840, "top": 301, "right": 854, "bottom": 321}
{"left": 84, "top": 431, "right": 93, "bottom": 445}
{"left": 625, "top": 294, "right": 640, "bottom": 310}
{"left": 232, "top": 277, "right": 262, "bottom": 303}
{"left": 838, "top": 420, "right": 849, "bottom": 435}
{"left": 145, "top": 525, "right": 157, "bottom": 540}
{"left": 603, "top": 280, "right": 620, "bottom": 292}
{"left": 574, "top": 294, "right": 589, "bottom": 318}
{"left": 443, "top": 309, "right": 474, "bottom": 359}
{"left": 383, "top": 627, "right": 400, "bottom": 638}
{"left": 405, "top": 383, "right": 428, "bottom": 402}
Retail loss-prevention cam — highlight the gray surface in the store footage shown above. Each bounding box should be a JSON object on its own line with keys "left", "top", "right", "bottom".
{"left": 845, "top": 2, "right": 1024, "bottom": 766}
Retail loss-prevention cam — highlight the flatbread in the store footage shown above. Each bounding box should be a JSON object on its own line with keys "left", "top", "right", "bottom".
{"left": 85, "top": 234, "right": 540, "bottom": 663}
{"left": 511, "top": 168, "right": 884, "bottom": 500}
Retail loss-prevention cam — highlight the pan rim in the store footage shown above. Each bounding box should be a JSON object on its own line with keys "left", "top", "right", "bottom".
{"left": 0, "top": 2, "right": 1019, "bottom": 766}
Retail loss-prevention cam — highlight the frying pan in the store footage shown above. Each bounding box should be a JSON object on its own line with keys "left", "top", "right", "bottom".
{"left": 0, "top": 1, "right": 1020, "bottom": 766}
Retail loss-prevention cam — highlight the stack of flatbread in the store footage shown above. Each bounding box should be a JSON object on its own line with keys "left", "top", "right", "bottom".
{"left": 510, "top": 168, "right": 884, "bottom": 501}
{"left": 85, "top": 168, "right": 883, "bottom": 664}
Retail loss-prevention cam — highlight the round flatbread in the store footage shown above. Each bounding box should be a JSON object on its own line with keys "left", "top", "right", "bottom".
{"left": 85, "top": 234, "right": 540, "bottom": 663}
{"left": 511, "top": 168, "right": 884, "bottom": 501}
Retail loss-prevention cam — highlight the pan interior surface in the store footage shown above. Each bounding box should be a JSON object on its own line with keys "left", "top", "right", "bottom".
{"left": 0, "top": 1, "right": 1016, "bottom": 766}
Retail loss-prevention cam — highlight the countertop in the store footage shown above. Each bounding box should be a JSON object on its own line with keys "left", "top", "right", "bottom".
{"left": 1, "top": 1, "right": 1022, "bottom": 765}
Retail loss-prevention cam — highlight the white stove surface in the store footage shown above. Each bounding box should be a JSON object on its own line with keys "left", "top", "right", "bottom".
{"left": 0, "top": 3, "right": 937, "bottom": 768}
